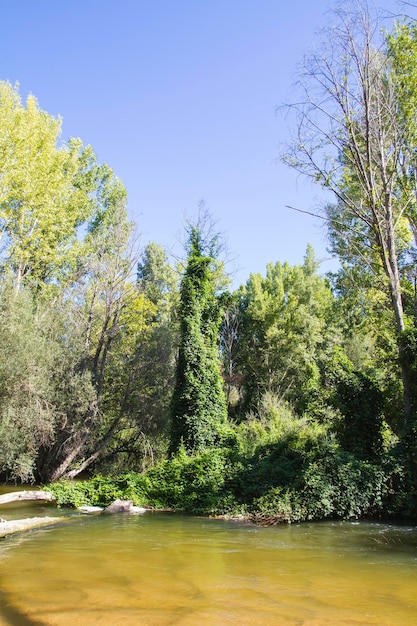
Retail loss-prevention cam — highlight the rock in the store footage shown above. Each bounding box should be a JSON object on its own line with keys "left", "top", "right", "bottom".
{"left": 103, "top": 499, "right": 147, "bottom": 514}
{"left": 104, "top": 499, "right": 133, "bottom": 513}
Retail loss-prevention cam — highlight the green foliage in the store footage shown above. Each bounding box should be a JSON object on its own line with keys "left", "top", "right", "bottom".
{"left": 47, "top": 419, "right": 399, "bottom": 524}
{"left": 234, "top": 392, "right": 328, "bottom": 457}
{"left": 0, "top": 285, "right": 60, "bottom": 482}
{"left": 0, "top": 81, "right": 119, "bottom": 291}
{"left": 387, "top": 21, "right": 417, "bottom": 148}
{"left": 252, "top": 488, "right": 305, "bottom": 523}
{"left": 48, "top": 481, "right": 92, "bottom": 508}
{"left": 46, "top": 389, "right": 409, "bottom": 523}
{"left": 335, "top": 370, "right": 384, "bottom": 460}
{"left": 300, "top": 450, "right": 386, "bottom": 520}
{"left": 48, "top": 473, "right": 150, "bottom": 508}
{"left": 234, "top": 248, "right": 340, "bottom": 415}
{"left": 48, "top": 450, "right": 231, "bottom": 514}
{"left": 398, "top": 326, "right": 417, "bottom": 418}
{"left": 143, "top": 446, "right": 230, "bottom": 512}
{"left": 137, "top": 242, "right": 179, "bottom": 320}
{"left": 170, "top": 226, "right": 227, "bottom": 454}
{"left": 252, "top": 449, "right": 386, "bottom": 522}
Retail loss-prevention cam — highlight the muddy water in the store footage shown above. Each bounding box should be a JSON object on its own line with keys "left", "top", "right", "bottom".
{"left": 0, "top": 500, "right": 416, "bottom": 625}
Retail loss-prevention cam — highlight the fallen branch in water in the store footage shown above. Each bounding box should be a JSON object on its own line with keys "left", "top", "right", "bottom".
{"left": 0, "top": 491, "right": 56, "bottom": 506}
{"left": 0, "top": 516, "right": 66, "bottom": 538}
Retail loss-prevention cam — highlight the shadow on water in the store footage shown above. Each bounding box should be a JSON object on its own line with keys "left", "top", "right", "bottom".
{"left": 0, "top": 587, "right": 45, "bottom": 626}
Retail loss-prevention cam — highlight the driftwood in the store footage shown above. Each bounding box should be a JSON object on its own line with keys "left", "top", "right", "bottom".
{"left": 0, "top": 516, "right": 66, "bottom": 538}
{"left": 0, "top": 490, "right": 56, "bottom": 506}
{"left": 0, "top": 491, "right": 60, "bottom": 538}
{"left": 0, "top": 493, "right": 149, "bottom": 540}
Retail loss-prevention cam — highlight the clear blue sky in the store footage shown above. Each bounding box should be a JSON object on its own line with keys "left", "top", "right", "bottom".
{"left": 1, "top": 0, "right": 403, "bottom": 287}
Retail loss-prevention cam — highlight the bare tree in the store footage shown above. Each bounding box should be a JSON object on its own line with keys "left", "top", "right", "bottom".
{"left": 282, "top": 0, "right": 416, "bottom": 419}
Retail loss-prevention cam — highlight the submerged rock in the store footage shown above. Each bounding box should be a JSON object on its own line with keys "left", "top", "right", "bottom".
{"left": 77, "top": 506, "right": 104, "bottom": 514}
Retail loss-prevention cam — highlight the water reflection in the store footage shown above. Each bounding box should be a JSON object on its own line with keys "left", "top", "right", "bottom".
{"left": 0, "top": 509, "right": 416, "bottom": 625}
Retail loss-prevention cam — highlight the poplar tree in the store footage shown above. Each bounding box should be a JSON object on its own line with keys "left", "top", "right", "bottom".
{"left": 282, "top": 2, "right": 417, "bottom": 426}
{"left": 169, "top": 226, "right": 227, "bottom": 454}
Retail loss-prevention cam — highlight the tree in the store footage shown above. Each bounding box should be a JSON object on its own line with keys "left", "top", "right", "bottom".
{"left": 0, "top": 82, "right": 170, "bottom": 481}
{"left": 0, "top": 81, "right": 107, "bottom": 292}
{"left": 220, "top": 295, "right": 242, "bottom": 412}
{"left": 0, "top": 285, "right": 60, "bottom": 482}
{"left": 40, "top": 194, "right": 140, "bottom": 480}
{"left": 282, "top": 2, "right": 417, "bottom": 424}
{"left": 169, "top": 225, "right": 228, "bottom": 454}
{"left": 137, "top": 242, "right": 179, "bottom": 319}
{"left": 235, "top": 246, "right": 338, "bottom": 415}
{"left": 93, "top": 244, "right": 180, "bottom": 474}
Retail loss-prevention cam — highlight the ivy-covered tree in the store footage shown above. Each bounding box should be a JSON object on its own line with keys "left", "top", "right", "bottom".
{"left": 169, "top": 226, "right": 227, "bottom": 454}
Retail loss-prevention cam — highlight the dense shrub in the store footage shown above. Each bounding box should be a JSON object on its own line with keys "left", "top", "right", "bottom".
{"left": 47, "top": 397, "right": 408, "bottom": 524}
{"left": 144, "top": 446, "right": 231, "bottom": 511}
{"left": 48, "top": 448, "right": 233, "bottom": 513}
{"left": 48, "top": 473, "right": 150, "bottom": 508}
{"left": 335, "top": 371, "right": 384, "bottom": 459}
{"left": 251, "top": 447, "right": 388, "bottom": 522}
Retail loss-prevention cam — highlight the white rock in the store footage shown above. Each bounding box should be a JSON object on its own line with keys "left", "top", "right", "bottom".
{"left": 129, "top": 506, "right": 148, "bottom": 514}
{"left": 78, "top": 506, "right": 104, "bottom": 514}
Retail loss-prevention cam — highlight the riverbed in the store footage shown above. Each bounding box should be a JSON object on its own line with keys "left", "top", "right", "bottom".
{"left": 0, "top": 498, "right": 416, "bottom": 625}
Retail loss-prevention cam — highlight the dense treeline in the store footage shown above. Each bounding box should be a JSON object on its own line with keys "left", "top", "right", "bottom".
{"left": 3, "top": 2, "right": 417, "bottom": 522}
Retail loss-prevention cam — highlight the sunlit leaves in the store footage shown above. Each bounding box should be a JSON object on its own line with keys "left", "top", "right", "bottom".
{"left": 0, "top": 81, "right": 126, "bottom": 291}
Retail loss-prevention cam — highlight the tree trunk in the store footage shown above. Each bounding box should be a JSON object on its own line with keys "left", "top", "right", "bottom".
{"left": 0, "top": 516, "right": 65, "bottom": 538}
{"left": 0, "top": 490, "right": 55, "bottom": 505}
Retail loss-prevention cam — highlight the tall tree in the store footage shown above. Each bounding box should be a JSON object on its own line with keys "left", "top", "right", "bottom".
{"left": 41, "top": 195, "right": 139, "bottom": 481}
{"left": 0, "top": 81, "right": 126, "bottom": 294}
{"left": 235, "top": 246, "right": 338, "bottom": 414}
{"left": 282, "top": 2, "right": 417, "bottom": 424}
{"left": 137, "top": 242, "right": 179, "bottom": 319}
{"left": 169, "top": 225, "right": 227, "bottom": 454}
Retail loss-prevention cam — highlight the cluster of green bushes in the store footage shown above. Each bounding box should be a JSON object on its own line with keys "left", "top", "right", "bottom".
{"left": 47, "top": 396, "right": 413, "bottom": 523}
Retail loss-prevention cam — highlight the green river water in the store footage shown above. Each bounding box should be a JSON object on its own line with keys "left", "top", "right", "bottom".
{"left": 0, "top": 498, "right": 416, "bottom": 625}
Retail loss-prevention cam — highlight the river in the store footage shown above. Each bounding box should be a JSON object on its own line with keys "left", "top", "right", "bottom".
{"left": 0, "top": 498, "right": 416, "bottom": 625}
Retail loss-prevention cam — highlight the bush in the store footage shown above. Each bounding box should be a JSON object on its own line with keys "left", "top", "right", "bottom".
{"left": 144, "top": 446, "right": 230, "bottom": 512}
{"left": 250, "top": 446, "right": 388, "bottom": 523}
{"left": 252, "top": 487, "right": 305, "bottom": 523}
{"left": 301, "top": 449, "right": 386, "bottom": 519}
{"left": 47, "top": 403, "right": 406, "bottom": 524}
{"left": 235, "top": 392, "right": 329, "bottom": 456}
{"left": 335, "top": 371, "right": 384, "bottom": 459}
{"left": 47, "top": 473, "right": 150, "bottom": 508}
{"left": 47, "top": 449, "right": 232, "bottom": 514}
